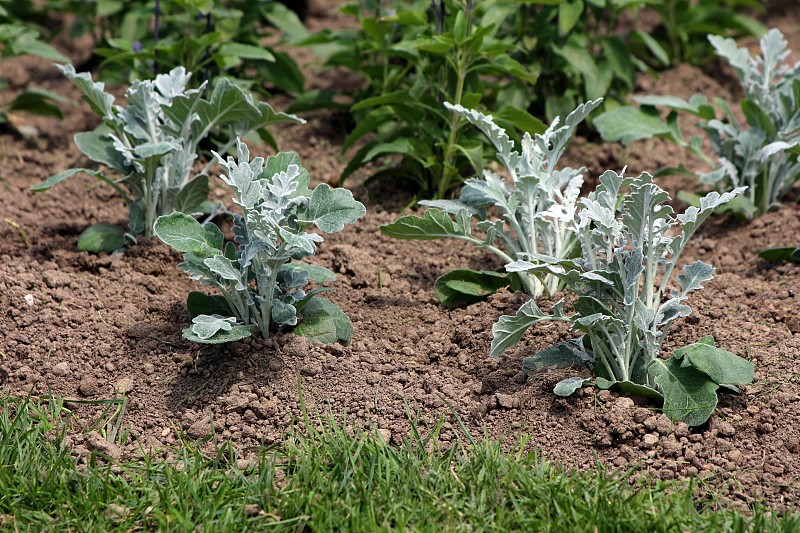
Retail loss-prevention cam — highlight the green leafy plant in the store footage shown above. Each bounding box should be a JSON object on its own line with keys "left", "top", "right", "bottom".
{"left": 90, "top": 0, "right": 304, "bottom": 95}
{"left": 493, "top": 170, "right": 751, "bottom": 426}
{"left": 154, "top": 139, "right": 365, "bottom": 345}
{"left": 492, "top": 0, "right": 654, "bottom": 123}
{"left": 300, "top": 0, "right": 541, "bottom": 201}
{"left": 596, "top": 29, "right": 800, "bottom": 219}
{"left": 32, "top": 65, "right": 301, "bottom": 251}
{"left": 381, "top": 99, "right": 600, "bottom": 305}
{"left": 0, "top": 1, "right": 69, "bottom": 134}
{"left": 32, "top": 0, "right": 305, "bottom": 95}
{"left": 642, "top": 0, "right": 764, "bottom": 66}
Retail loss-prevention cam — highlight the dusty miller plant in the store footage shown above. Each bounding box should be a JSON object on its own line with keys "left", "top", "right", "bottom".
{"left": 33, "top": 64, "right": 302, "bottom": 251}
{"left": 154, "top": 139, "right": 366, "bottom": 345}
{"left": 595, "top": 28, "right": 800, "bottom": 219}
{"left": 493, "top": 170, "right": 752, "bottom": 426}
{"left": 381, "top": 99, "right": 602, "bottom": 307}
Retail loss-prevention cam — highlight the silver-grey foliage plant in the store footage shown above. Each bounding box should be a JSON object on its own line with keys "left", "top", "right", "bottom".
{"left": 494, "top": 171, "right": 753, "bottom": 426}
{"left": 154, "top": 139, "right": 366, "bottom": 345}
{"left": 381, "top": 99, "right": 602, "bottom": 304}
{"left": 595, "top": 28, "right": 800, "bottom": 219}
{"left": 33, "top": 64, "right": 302, "bottom": 250}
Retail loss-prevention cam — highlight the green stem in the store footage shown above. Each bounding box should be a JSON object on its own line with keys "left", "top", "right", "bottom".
{"left": 439, "top": 67, "right": 467, "bottom": 199}
{"left": 438, "top": 2, "right": 473, "bottom": 199}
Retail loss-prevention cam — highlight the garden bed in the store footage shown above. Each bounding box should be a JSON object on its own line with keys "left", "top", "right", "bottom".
{"left": 1, "top": 0, "right": 799, "bottom": 511}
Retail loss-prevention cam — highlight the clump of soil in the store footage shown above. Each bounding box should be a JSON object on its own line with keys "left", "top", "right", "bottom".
{"left": 1, "top": 1, "right": 800, "bottom": 511}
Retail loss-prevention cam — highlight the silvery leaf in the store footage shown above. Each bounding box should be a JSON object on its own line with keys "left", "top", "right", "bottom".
{"left": 204, "top": 255, "right": 246, "bottom": 291}
{"left": 677, "top": 260, "right": 715, "bottom": 294}
{"left": 272, "top": 300, "right": 298, "bottom": 327}
{"left": 299, "top": 184, "right": 366, "bottom": 233}
{"left": 190, "top": 314, "right": 238, "bottom": 340}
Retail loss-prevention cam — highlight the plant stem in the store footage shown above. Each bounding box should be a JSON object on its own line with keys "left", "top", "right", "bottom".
{"left": 153, "top": 0, "right": 161, "bottom": 75}
{"left": 438, "top": 2, "right": 472, "bottom": 199}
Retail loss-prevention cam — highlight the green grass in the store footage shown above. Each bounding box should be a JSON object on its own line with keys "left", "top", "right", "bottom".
{"left": 0, "top": 395, "right": 797, "bottom": 532}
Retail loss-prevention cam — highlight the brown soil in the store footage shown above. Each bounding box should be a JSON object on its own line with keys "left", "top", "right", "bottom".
{"left": 2, "top": 0, "right": 800, "bottom": 511}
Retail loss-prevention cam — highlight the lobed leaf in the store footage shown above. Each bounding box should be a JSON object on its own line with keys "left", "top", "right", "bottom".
{"left": 676, "top": 261, "right": 715, "bottom": 294}
{"left": 300, "top": 184, "right": 366, "bottom": 233}
{"left": 490, "top": 299, "right": 564, "bottom": 357}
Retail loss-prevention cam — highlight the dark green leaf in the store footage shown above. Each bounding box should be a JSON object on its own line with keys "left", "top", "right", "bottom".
{"left": 218, "top": 42, "right": 275, "bottom": 63}
{"left": 594, "top": 106, "right": 671, "bottom": 144}
{"left": 557, "top": 0, "right": 584, "bottom": 36}
{"left": 380, "top": 209, "right": 467, "bottom": 241}
{"left": 77, "top": 223, "right": 126, "bottom": 253}
{"left": 8, "top": 90, "right": 63, "bottom": 119}
{"left": 175, "top": 176, "right": 210, "bottom": 213}
{"left": 434, "top": 269, "right": 513, "bottom": 309}
{"left": 523, "top": 342, "right": 589, "bottom": 372}
{"left": 759, "top": 246, "right": 800, "bottom": 263}
{"left": 596, "top": 378, "right": 664, "bottom": 400}
{"left": 186, "top": 291, "right": 232, "bottom": 319}
{"left": 294, "top": 297, "right": 353, "bottom": 343}
{"left": 281, "top": 263, "right": 337, "bottom": 284}
{"left": 493, "top": 105, "right": 546, "bottom": 135}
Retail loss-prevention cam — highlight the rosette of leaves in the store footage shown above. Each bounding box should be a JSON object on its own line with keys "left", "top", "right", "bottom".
{"left": 381, "top": 99, "right": 601, "bottom": 307}
{"left": 32, "top": 64, "right": 302, "bottom": 252}
{"left": 493, "top": 170, "right": 751, "bottom": 426}
{"left": 154, "top": 139, "right": 366, "bottom": 345}
{"left": 596, "top": 28, "right": 800, "bottom": 219}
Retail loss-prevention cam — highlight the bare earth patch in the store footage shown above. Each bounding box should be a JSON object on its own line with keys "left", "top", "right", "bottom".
{"left": 1, "top": 1, "right": 799, "bottom": 511}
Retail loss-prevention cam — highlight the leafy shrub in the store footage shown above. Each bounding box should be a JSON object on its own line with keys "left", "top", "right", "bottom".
{"left": 94, "top": 0, "right": 305, "bottom": 95}
{"left": 32, "top": 65, "right": 301, "bottom": 251}
{"left": 596, "top": 28, "right": 800, "bottom": 219}
{"left": 495, "top": 171, "right": 751, "bottom": 426}
{"left": 641, "top": 0, "right": 764, "bottom": 67}
{"left": 154, "top": 139, "right": 365, "bottom": 345}
{"left": 0, "top": 2, "right": 69, "bottom": 134}
{"left": 449, "top": 0, "right": 763, "bottom": 124}
{"left": 299, "top": 0, "right": 542, "bottom": 200}
{"left": 381, "top": 99, "right": 601, "bottom": 305}
{"left": 34, "top": 0, "right": 304, "bottom": 95}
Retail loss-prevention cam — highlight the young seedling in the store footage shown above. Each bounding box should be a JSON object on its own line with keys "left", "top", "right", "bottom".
{"left": 381, "top": 99, "right": 601, "bottom": 307}
{"left": 32, "top": 65, "right": 302, "bottom": 251}
{"left": 596, "top": 28, "right": 800, "bottom": 219}
{"left": 154, "top": 139, "right": 365, "bottom": 345}
{"left": 495, "top": 171, "right": 752, "bottom": 426}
